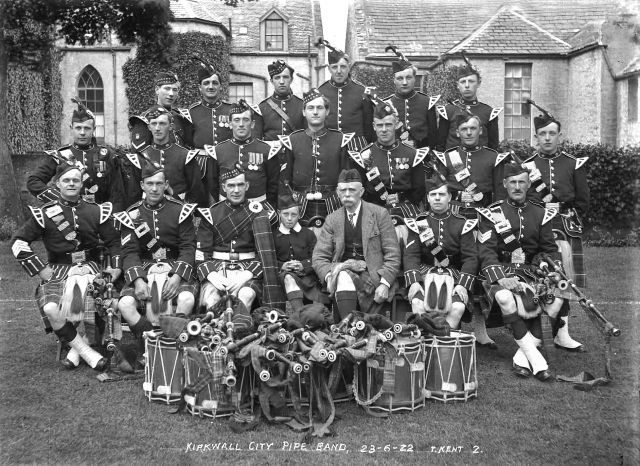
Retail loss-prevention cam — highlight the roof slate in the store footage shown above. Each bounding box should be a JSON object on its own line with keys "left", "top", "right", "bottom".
{"left": 170, "top": 0, "right": 321, "bottom": 54}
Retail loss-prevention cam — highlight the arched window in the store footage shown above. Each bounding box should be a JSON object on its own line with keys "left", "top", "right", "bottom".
{"left": 77, "top": 65, "right": 105, "bottom": 144}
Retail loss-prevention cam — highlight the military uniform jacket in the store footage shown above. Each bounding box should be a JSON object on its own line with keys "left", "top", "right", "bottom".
{"left": 274, "top": 223, "right": 316, "bottom": 273}
{"left": 434, "top": 146, "right": 509, "bottom": 208}
{"left": 403, "top": 210, "right": 478, "bottom": 290}
{"left": 208, "top": 137, "right": 280, "bottom": 206}
{"left": 253, "top": 93, "right": 305, "bottom": 141}
{"left": 436, "top": 99, "right": 501, "bottom": 151}
{"left": 124, "top": 142, "right": 208, "bottom": 207}
{"left": 318, "top": 79, "right": 375, "bottom": 142}
{"left": 129, "top": 106, "right": 193, "bottom": 151}
{"left": 476, "top": 199, "right": 561, "bottom": 283}
{"left": 384, "top": 91, "right": 439, "bottom": 148}
{"left": 188, "top": 100, "right": 234, "bottom": 148}
{"left": 279, "top": 128, "right": 353, "bottom": 192}
{"left": 11, "top": 199, "right": 121, "bottom": 277}
{"left": 115, "top": 197, "right": 196, "bottom": 285}
{"left": 523, "top": 151, "right": 589, "bottom": 219}
{"left": 27, "top": 143, "right": 127, "bottom": 211}
{"left": 352, "top": 141, "right": 427, "bottom": 207}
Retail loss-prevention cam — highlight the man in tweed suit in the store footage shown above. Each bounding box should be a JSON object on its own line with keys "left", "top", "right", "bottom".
{"left": 312, "top": 169, "right": 401, "bottom": 319}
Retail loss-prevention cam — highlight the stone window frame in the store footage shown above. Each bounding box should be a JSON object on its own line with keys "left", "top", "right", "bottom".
{"left": 628, "top": 76, "right": 638, "bottom": 123}
{"left": 229, "top": 82, "right": 254, "bottom": 104}
{"left": 504, "top": 63, "right": 532, "bottom": 141}
{"left": 77, "top": 65, "right": 105, "bottom": 144}
{"left": 259, "top": 8, "right": 289, "bottom": 52}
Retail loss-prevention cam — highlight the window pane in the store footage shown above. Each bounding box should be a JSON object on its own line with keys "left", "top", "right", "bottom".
{"left": 504, "top": 64, "right": 532, "bottom": 141}
{"left": 77, "top": 65, "right": 105, "bottom": 144}
{"left": 265, "top": 19, "right": 284, "bottom": 51}
{"left": 229, "top": 83, "right": 254, "bottom": 105}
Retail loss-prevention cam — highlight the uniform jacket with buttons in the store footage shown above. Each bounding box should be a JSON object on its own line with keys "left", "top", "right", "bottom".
{"left": 188, "top": 100, "right": 234, "bottom": 148}
{"left": 253, "top": 93, "right": 306, "bottom": 141}
{"left": 129, "top": 107, "right": 192, "bottom": 151}
{"left": 436, "top": 99, "right": 500, "bottom": 151}
{"left": 384, "top": 91, "right": 439, "bottom": 148}
{"left": 318, "top": 78, "right": 375, "bottom": 142}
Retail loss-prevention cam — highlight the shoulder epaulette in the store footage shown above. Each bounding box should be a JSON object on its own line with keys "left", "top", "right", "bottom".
{"left": 185, "top": 149, "right": 199, "bottom": 165}
{"left": 348, "top": 150, "right": 365, "bottom": 168}
{"left": 404, "top": 217, "right": 420, "bottom": 234}
{"left": 44, "top": 149, "right": 61, "bottom": 163}
{"left": 462, "top": 218, "right": 478, "bottom": 234}
{"left": 179, "top": 203, "right": 197, "bottom": 223}
{"left": 166, "top": 196, "right": 183, "bottom": 205}
{"left": 495, "top": 151, "right": 511, "bottom": 166}
{"left": 188, "top": 101, "right": 202, "bottom": 110}
{"left": 125, "top": 152, "right": 141, "bottom": 169}
{"left": 523, "top": 153, "right": 537, "bottom": 163}
{"left": 428, "top": 94, "right": 441, "bottom": 109}
{"left": 278, "top": 134, "right": 292, "bottom": 150}
{"left": 175, "top": 108, "right": 193, "bottom": 124}
{"left": 488, "top": 200, "right": 504, "bottom": 208}
{"left": 98, "top": 202, "right": 113, "bottom": 224}
{"left": 542, "top": 207, "right": 557, "bottom": 225}
{"left": 197, "top": 207, "right": 214, "bottom": 225}
{"left": 265, "top": 140, "right": 281, "bottom": 160}
{"left": 203, "top": 145, "right": 216, "bottom": 159}
{"left": 114, "top": 211, "right": 135, "bottom": 230}
{"left": 340, "top": 132, "right": 355, "bottom": 148}
{"left": 433, "top": 150, "right": 447, "bottom": 166}
{"left": 436, "top": 104, "right": 448, "bottom": 120}
{"left": 28, "top": 206, "right": 45, "bottom": 228}
{"left": 413, "top": 147, "right": 430, "bottom": 166}
{"left": 489, "top": 107, "right": 503, "bottom": 121}
{"left": 58, "top": 147, "right": 74, "bottom": 160}
{"left": 248, "top": 102, "right": 262, "bottom": 116}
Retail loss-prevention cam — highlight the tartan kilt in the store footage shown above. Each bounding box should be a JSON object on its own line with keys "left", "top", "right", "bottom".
{"left": 342, "top": 269, "right": 397, "bottom": 313}
{"left": 121, "top": 279, "right": 199, "bottom": 314}
{"left": 481, "top": 266, "right": 538, "bottom": 312}
{"left": 278, "top": 270, "right": 327, "bottom": 303}
{"left": 35, "top": 262, "right": 100, "bottom": 315}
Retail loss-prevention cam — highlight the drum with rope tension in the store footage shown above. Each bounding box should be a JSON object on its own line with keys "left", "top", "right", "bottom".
{"left": 143, "top": 332, "right": 183, "bottom": 404}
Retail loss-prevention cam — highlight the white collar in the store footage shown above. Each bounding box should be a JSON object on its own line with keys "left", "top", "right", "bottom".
{"left": 278, "top": 222, "right": 302, "bottom": 235}
{"left": 346, "top": 201, "right": 362, "bottom": 223}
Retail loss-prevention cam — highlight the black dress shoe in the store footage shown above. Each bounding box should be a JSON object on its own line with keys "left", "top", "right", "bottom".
{"left": 534, "top": 369, "right": 553, "bottom": 382}
{"left": 476, "top": 341, "right": 498, "bottom": 350}
{"left": 554, "top": 343, "right": 586, "bottom": 353}
{"left": 512, "top": 363, "right": 532, "bottom": 378}
{"left": 94, "top": 357, "right": 108, "bottom": 372}
{"left": 61, "top": 358, "right": 78, "bottom": 370}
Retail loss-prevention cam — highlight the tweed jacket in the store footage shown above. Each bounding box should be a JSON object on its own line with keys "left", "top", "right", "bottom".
{"left": 312, "top": 200, "right": 401, "bottom": 287}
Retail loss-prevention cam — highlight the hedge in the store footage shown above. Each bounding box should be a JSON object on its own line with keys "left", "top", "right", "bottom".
{"left": 500, "top": 140, "right": 640, "bottom": 231}
{"left": 122, "top": 32, "right": 231, "bottom": 116}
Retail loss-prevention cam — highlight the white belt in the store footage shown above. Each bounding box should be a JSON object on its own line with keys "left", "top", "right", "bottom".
{"left": 218, "top": 193, "right": 267, "bottom": 203}
{"left": 212, "top": 251, "right": 256, "bottom": 260}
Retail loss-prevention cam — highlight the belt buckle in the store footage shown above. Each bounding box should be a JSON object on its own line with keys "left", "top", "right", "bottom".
{"left": 70, "top": 250, "right": 86, "bottom": 264}
{"left": 152, "top": 247, "right": 167, "bottom": 261}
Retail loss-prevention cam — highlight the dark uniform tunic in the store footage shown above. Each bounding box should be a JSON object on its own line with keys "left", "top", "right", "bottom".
{"left": 208, "top": 137, "right": 280, "bottom": 207}
{"left": 318, "top": 79, "right": 374, "bottom": 150}
{"left": 27, "top": 143, "right": 127, "bottom": 211}
{"left": 253, "top": 93, "right": 305, "bottom": 142}
{"left": 115, "top": 197, "right": 196, "bottom": 291}
{"left": 129, "top": 107, "right": 193, "bottom": 151}
{"left": 188, "top": 99, "right": 234, "bottom": 148}
{"left": 434, "top": 146, "right": 509, "bottom": 216}
{"left": 384, "top": 91, "right": 439, "bottom": 149}
{"left": 122, "top": 142, "right": 208, "bottom": 207}
{"left": 436, "top": 99, "right": 501, "bottom": 151}
{"left": 11, "top": 199, "right": 121, "bottom": 318}
{"left": 523, "top": 150, "right": 589, "bottom": 287}
{"left": 476, "top": 199, "right": 560, "bottom": 308}
{"left": 403, "top": 211, "right": 478, "bottom": 291}
{"left": 279, "top": 128, "right": 352, "bottom": 225}
{"left": 353, "top": 141, "right": 426, "bottom": 215}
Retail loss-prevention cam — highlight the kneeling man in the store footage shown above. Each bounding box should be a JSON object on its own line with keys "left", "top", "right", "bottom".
{"left": 312, "top": 169, "right": 400, "bottom": 319}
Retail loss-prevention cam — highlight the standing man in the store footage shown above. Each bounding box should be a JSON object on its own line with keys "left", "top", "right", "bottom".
{"left": 316, "top": 38, "right": 374, "bottom": 151}
{"left": 129, "top": 71, "right": 192, "bottom": 151}
{"left": 403, "top": 177, "right": 478, "bottom": 329}
{"left": 279, "top": 88, "right": 353, "bottom": 229}
{"left": 208, "top": 100, "right": 280, "bottom": 209}
{"left": 436, "top": 57, "right": 501, "bottom": 151}
{"left": 115, "top": 163, "right": 198, "bottom": 343}
{"left": 253, "top": 60, "right": 306, "bottom": 142}
{"left": 28, "top": 98, "right": 127, "bottom": 211}
{"left": 350, "top": 100, "right": 427, "bottom": 240}
{"left": 520, "top": 105, "right": 588, "bottom": 351}
{"left": 312, "top": 169, "right": 401, "bottom": 319}
{"left": 12, "top": 162, "right": 122, "bottom": 370}
{"left": 384, "top": 45, "right": 439, "bottom": 149}
{"left": 476, "top": 163, "right": 569, "bottom": 381}
{"left": 122, "top": 106, "right": 207, "bottom": 207}
{"left": 196, "top": 166, "right": 285, "bottom": 313}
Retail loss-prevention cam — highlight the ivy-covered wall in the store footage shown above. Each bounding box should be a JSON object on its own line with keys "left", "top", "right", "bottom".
{"left": 123, "top": 32, "right": 231, "bottom": 115}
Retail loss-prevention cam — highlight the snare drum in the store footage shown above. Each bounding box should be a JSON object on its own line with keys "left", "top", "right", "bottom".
{"left": 354, "top": 337, "right": 425, "bottom": 413}
{"left": 183, "top": 348, "right": 255, "bottom": 418}
{"left": 143, "top": 333, "right": 183, "bottom": 404}
{"left": 423, "top": 331, "right": 477, "bottom": 403}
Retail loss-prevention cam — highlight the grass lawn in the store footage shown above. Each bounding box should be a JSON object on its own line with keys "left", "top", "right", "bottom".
{"left": 0, "top": 244, "right": 638, "bottom": 465}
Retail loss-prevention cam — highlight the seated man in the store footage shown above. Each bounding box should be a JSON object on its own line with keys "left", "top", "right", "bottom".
{"left": 196, "top": 166, "right": 285, "bottom": 313}
{"left": 312, "top": 169, "right": 401, "bottom": 319}
{"left": 274, "top": 184, "right": 328, "bottom": 315}
{"left": 11, "top": 162, "right": 122, "bottom": 370}
{"left": 403, "top": 177, "right": 478, "bottom": 329}
{"left": 477, "top": 163, "right": 568, "bottom": 381}
{"left": 115, "top": 163, "right": 198, "bottom": 343}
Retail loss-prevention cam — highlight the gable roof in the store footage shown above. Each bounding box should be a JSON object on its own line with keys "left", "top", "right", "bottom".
{"left": 350, "top": 0, "right": 624, "bottom": 60}
{"left": 170, "top": 0, "right": 322, "bottom": 55}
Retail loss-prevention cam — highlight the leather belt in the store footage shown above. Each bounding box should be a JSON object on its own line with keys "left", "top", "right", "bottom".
{"left": 212, "top": 251, "right": 256, "bottom": 261}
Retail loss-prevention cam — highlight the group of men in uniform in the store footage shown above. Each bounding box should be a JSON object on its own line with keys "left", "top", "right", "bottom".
{"left": 11, "top": 39, "right": 590, "bottom": 381}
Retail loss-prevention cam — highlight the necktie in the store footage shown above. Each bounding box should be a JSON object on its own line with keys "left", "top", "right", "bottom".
{"left": 348, "top": 212, "right": 355, "bottom": 227}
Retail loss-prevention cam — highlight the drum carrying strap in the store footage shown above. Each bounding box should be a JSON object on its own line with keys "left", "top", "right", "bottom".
{"left": 134, "top": 222, "right": 164, "bottom": 255}
{"left": 406, "top": 218, "right": 449, "bottom": 266}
